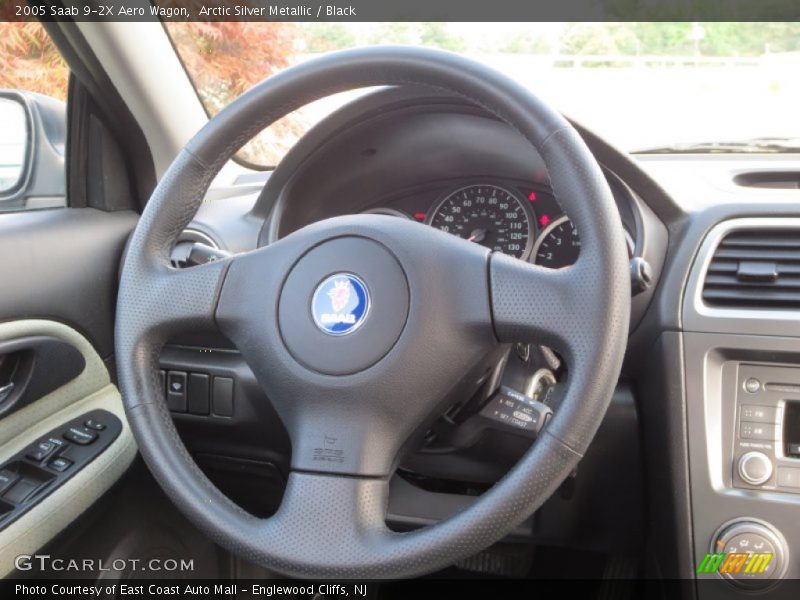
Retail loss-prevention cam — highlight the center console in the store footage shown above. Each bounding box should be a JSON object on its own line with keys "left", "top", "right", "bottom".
{"left": 683, "top": 218, "right": 800, "bottom": 595}
{"left": 732, "top": 364, "right": 800, "bottom": 493}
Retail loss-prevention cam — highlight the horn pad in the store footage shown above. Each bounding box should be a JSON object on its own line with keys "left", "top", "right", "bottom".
{"left": 277, "top": 236, "right": 410, "bottom": 376}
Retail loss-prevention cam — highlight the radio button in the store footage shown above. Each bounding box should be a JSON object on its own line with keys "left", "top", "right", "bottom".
{"left": 777, "top": 468, "right": 800, "bottom": 489}
{"left": 740, "top": 422, "right": 777, "bottom": 441}
{"left": 743, "top": 378, "right": 761, "bottom": 393}
{"left": 738, "top": 452, "right": 773, "bottom": 485}
{"left": 740, "top": 405, "right": 777, "bottom": 424}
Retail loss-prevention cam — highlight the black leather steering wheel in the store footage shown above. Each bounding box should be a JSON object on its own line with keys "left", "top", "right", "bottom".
{"left": 116, "top": 46, "right": 630, "bottom": 578}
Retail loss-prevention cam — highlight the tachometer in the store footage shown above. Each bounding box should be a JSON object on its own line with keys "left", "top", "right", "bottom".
{"left": 532, "top": 216, "right": 580, "bottom": 268}
{"left": 533, "top": 216, "right": 635, "bottom": 268}
{"left": 427, "top": 184, "right": 532, "bottom": 259}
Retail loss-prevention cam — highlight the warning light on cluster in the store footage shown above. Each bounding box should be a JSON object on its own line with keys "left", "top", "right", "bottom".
{"left": 414, "top": 212, "right": 426, "bottom": 220}
{"left": 528, "top": 191, "right": 537, "bottom": 202}
{"left": 539, "top": 214, "right": 551, "bottom": 227}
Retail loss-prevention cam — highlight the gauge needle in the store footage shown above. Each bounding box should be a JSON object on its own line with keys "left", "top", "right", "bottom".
{"left": 467, "top": 228, "right": 487, "bottom": 243}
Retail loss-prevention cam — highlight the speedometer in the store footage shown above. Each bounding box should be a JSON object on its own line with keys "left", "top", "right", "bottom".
{"left": 427, "top": 184, "right": 533, "bottom": 259}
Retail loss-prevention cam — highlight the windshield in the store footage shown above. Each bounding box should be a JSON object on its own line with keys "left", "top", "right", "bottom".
{"left": 165, "top": 22, "right": 800, "bottom": 167}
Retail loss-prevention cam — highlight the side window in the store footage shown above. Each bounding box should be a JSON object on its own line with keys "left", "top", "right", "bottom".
{"left": 0, "top": 22, "right": 69, "bottom": 212}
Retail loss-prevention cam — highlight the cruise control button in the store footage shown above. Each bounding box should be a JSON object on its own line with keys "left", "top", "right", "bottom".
{"left": 63, "top": 426, "right": 98, "bottom": 445}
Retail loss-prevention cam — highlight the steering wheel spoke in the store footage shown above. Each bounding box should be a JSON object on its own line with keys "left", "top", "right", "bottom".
{"left": 257, "top": 472, "right": 392, "bottom": 576}
{"left": 119, "top": 258, "right": 230, "bottom": 340}
{"left": 489, "top": 252, "right": 590, "bottom": 358}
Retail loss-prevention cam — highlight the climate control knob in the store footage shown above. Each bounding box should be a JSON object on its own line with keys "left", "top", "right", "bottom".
{"left": 710, "top": 520, "right": 788, "bottom": 588}
{"left": 738, "top": 451, "right": 773, "bottom": 486}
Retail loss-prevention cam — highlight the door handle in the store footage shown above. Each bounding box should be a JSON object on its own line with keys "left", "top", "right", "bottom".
{"left": 0, "top": 382, "right": 14, "bottom": 403}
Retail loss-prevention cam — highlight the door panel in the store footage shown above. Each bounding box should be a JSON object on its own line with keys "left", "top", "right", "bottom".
{"left": 0, "top": 208, "right": 137, "bottom": 358}
{"left": 0, "top": 319, "right": 136, "bottom": 576}
{"left": 0, "top": 207, "right": 139, "bottom": 574}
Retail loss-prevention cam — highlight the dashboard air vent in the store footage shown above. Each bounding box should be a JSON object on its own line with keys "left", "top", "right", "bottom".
{"left": 702, "top": 228, "right": 800, "bottom": 309}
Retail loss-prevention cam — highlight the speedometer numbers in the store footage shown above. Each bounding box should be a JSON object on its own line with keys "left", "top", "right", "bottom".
{"left": 427, "top": 184, "right": 532, "bottom": 259}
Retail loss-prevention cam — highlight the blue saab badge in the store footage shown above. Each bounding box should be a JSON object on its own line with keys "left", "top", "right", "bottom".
{"left": 311, "top": 273, "right": 370, "bottom": 336}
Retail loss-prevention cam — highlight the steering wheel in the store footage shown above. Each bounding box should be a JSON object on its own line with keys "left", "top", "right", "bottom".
{"left": 116, "top": 46, "right": 630, "bottom": 578}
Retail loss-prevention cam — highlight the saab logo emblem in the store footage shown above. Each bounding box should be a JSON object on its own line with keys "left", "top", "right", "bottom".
{"left": 328, "top": 279, "right": 351, "bottom": 313}
{"left": 311, "top": 273, "right": 370, "bottom": 336}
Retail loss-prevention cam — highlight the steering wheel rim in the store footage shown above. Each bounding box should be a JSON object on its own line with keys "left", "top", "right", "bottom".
{"left": 116, "top": 46, "right": 630, "bottom": 578}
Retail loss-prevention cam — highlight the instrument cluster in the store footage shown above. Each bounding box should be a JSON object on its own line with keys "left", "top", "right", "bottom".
{"left": 363, "top": 178, "right": 636, "bottom": 268}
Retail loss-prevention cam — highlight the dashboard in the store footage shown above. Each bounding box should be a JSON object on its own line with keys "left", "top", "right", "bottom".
{"left": 174, "top": 85, "right": 800, "bottom": 586}
{"left": 158, "top": 79, "right": 800, "bottom": 588}
{"left": 254, "top": 89, "right": 665, "bottom": 334}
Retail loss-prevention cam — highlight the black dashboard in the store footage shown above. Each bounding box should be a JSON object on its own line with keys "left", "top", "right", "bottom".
{"left": 286, "top": 175, "right": 637, "bottom": 268}
{"left": 254, "top": 87, "right": 668, "bottom": 333}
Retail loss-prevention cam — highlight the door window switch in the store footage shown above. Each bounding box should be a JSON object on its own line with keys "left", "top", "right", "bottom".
{"left": 63, "top": 426, "right": 98, "bottom": 445}
{"left": 48, "top": 457, "right": 72, "bottom": 473}
{"left": 0, "top": 469, "right": 18, "bottom": 494}
{"left": 3, "top": 479, "right": 41, "bottom": 504}
{"left": 25, "top": 437, "right": 64, "bottom": 462}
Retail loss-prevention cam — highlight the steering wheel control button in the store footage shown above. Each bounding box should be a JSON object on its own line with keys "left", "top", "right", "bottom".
{"left": 738, "top": 452, "right": 773, "bottom": 486}
{"left": 212, "top": 377, "right": 234, "bottom": 417}
{"left": 47, "top": 456, "right": 72, "bottom": 473}
{"left": 481, "top": 386, "right": 553, "bottom": 438}
{"left": 63, "top": 426, "right": 98, "bottom": 446}
{"left": 167, "top": 371, "right": 187, "bottom": 412}
{"left": 743, "top": 377, "right": 761, "bottom": 393}
{"left": 311, "top": 273, "right": 370, "bottom": 336}
{"left": 278, "top": 237, "right": 409, "bottom": 376}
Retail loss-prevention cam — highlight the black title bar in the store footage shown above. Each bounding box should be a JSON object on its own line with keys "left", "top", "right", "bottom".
{"left": 4, "top": 0, "right": 800, "bottom": 22}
